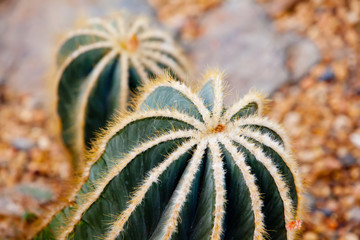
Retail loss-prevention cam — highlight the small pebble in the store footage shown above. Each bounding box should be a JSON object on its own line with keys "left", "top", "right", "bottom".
{"left": 37, "top": 136, "right": 50, "bottom": 150}
{"left": 303, "top": 232, "right": 319, "bottom": 240}
{"left": 305, "top": 193, "right": 316, "bottom": 211}
{"left": 343, "top": 233, "right": 359, "bottom": 240}
{"left": 11, "top": 137, "right": 35, "bottom": 151}
{"left": 0, "top": 194, "right": 24, "bottom": 216}
{"left": 332, "top": 115, "right": 351, "bottom": 132}
{"left": 16, "top": 183, "right": 54, "bottom": 204}
{"left": 339, "top": 153, "right": 356, "bottom": 167}
{"left": 283, "top": 111, "right": 301, "bottom": 127}
{"left": 319, "top": 208, "right": 333, "bottom": 217}
{"left": 318, "top": 67, "right": 335, "bottom": 82}
{"left": 350, "top": 133, "right": 360, "bottom": 148}
{"left": 346, "top": 207, "right": 360, "bottom": 223}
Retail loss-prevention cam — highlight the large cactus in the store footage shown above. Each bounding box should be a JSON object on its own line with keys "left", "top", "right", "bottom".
{"left": 34, "top": 71, "right": 304, "bottom": 239}
{"left": 56, "top": 14, "right": 188, "bottom": 169}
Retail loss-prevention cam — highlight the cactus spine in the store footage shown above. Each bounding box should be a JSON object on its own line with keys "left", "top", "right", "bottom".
{"left": 34, "top": 70, "right": 304, "bottom": 239}
{"left": 56, "top": 14, "right": 188, "bottom": 169}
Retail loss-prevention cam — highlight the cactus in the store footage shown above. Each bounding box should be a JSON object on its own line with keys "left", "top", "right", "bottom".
{"left": 56, "top": 14, "right": 188, "bottom": 169}
{"left": 33, "top": 70, "right": 304, "bottom": 240}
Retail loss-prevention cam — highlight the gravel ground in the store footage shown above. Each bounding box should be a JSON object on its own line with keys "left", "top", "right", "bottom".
{"left": 267, "top": 0, "right": 360, "bottom": 239}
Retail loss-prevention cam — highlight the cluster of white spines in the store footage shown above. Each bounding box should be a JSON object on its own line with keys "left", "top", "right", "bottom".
{"left": 60, "top": 15, "right": 188, "bottom": 87}
{"left": 40, "top": 70, "right": 303, "bottom": 240}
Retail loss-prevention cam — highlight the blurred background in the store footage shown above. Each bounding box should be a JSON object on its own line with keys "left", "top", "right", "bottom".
{"left": 0, "top": 0, "right": 359, "bottom": 239}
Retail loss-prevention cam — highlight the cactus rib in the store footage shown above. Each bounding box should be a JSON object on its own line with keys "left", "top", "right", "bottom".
{"left": 106, "top": 139, "right": 199, "bottom": 239}
{"left": 220, "top": 136, "right": 266, "bottom": 239}
{"left": 207, "top": 139, "right": 226, "bottom": 239}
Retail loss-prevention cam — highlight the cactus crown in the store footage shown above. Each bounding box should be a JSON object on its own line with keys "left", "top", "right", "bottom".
{"left": 56, "top": 14, "right": 188, "bottom": 169}
{"left": 34, "top": 70, "right": 304, "bottom": 240}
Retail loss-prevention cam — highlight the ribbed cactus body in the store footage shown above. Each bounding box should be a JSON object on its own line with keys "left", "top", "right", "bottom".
{"left": 34, "top": 71, "right": 304, "bottom": 240}
{"left": 56, "top": 15, "right": 188, "bottom": 169}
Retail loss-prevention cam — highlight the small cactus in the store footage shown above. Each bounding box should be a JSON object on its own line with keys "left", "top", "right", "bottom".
{"left": 56, "top": 14, "right": 188, "bottom": 169}
{"left": 33, "top": 70, "right": 304, "bottom": 239}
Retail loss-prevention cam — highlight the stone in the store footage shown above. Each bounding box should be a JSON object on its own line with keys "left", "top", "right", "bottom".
{"left": 15, "top": 183, "right": 54, "bottom": 204}
{"left": 332, "top": 115, "right": 352, "bottom": 133}
{"left": 283, "top": 111, "right": 301, "bottom": 126}
{"left": 303, "top": 232, "right": 319, "bottom": 240}
{"left": 343, "top": 233, "right": 359, "bottom": 240}
{"left": 339, "top": 153, "right": 356, "bottom": 167}
{"left": 350, "top": 133, "right": 360, "bottom": 148}
{"left": 0, "top": 194, "right": 24, "bottom": 216}
{"left": 11, "top": 137, "right": 35, "bottom": 151}
{"left": 326, "top": 157, "right": 342, "bottom": 170}
{"left": 286, "top": 37, "right": 321, "bottom": 81}
{"left": 298, "top": 150, "right": 316, "bottom": 163}
{"left": 37, "top": 135, "right": 50, "bottom": 150}
{"left": 318, "top": 66, "right": 335, "bottom": 82}
{"left": 346, "top": 207, "right": 360, "bottom": 223}
{"left": 185, "top": 0, "right": 320, "bottom": 104}
{"left": 305, "top": 193, "right": 316, "bottom": 211}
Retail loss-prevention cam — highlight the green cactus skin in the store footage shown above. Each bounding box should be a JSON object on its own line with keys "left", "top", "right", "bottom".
{"left": 55, "top": 14, "right": 188, "bottom": 170}
{"left": 33, "top": 70, "right": 305, "bottom": 240}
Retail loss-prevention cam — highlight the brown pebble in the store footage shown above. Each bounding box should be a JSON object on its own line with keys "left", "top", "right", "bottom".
{"left": 303, "top": 231, "right": 319, "bottom": 240}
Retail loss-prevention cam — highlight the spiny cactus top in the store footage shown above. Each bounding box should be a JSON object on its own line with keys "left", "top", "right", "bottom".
{"left": 34, "top": 71, "right": 304, "bottom": 240}
{"left": 56, "top": 14, "right": 188, "bottom": 169}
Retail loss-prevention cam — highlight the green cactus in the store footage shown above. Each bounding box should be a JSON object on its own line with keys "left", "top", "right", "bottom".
{"left": 33, "top": 70, "right": 304, "bottom": 240}
{"left": 55, "top": 14, "right": 188, "bottom": 170}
